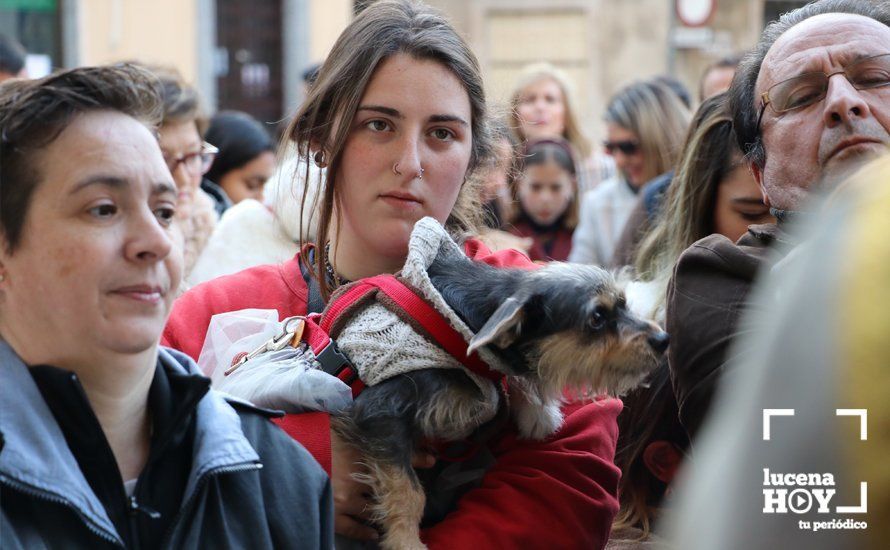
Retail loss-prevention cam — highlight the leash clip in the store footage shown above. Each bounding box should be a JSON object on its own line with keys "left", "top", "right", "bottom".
{"left": 224, "top": 317, "right": 306, "bottom": 376}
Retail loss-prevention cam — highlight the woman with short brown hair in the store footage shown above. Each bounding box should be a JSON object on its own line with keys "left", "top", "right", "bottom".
{"left": 0, "top": 63, "right": 331, "bottom": 548}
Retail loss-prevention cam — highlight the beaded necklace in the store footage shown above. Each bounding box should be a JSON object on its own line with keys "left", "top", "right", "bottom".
{"left": 323, "top": 242, "right": 351, "bottom": 288}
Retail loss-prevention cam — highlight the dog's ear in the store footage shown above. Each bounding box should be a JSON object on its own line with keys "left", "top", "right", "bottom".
{"left": 468, "top": 295, "right": 527, "bottom": 353}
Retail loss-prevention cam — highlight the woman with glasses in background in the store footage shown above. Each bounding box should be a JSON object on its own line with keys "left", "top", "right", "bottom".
{"left": 569, "top": 79, "right": 690, "bottom": 266}
{"left": 148, "top": 66, "right": 222, "bottom": 283}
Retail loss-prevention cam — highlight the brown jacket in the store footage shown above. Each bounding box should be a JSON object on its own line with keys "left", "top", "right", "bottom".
{"left": 665, "top": 223, "right": 793, "bottom": 441}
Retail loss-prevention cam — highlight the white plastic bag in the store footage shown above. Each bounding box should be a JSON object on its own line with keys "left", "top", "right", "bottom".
{"left": 197, "top": 309, "right": 353, "bottom": 413}
{"left": 216, "top": 346, "right": 353, "bottom": 413}
{"left": 198, "top": 308, "right": 280, "bottom": 382}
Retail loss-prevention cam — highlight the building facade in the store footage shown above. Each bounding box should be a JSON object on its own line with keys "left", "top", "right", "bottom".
{"left": 1, "top": 0, "right": 810, "bottom": 142}
{"left": 428, "top": 0, "right": 778, "bottom": 143}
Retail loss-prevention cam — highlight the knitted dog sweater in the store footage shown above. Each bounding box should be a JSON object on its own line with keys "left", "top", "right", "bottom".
{"left": 329, "top": 217, "right": 507, "bottom": 410}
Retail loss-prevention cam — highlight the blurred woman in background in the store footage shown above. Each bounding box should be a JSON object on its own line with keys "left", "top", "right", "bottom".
{"left": 509, "top": 62, "right": 614, "bottom": 194}
{"left": 204, "top": 110, "right": 277, "bottom": 206}
{"left": 632, "top": 93, "right": 774, "bottom": 320}
{"left": 479, "top": 120, "right": 518, "bottom": 229}
{"left": 570, "top": 79, "right": 690, "bottom": 266}
{"left": 149, "top": 65, "right": 220, "bottom": 281}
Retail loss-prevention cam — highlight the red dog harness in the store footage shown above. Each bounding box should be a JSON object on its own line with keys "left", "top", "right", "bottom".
{"left": 228, "top": 274, "right": 504, "bottom": 399}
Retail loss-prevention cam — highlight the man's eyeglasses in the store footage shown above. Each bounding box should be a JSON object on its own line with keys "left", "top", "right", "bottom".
{"left": 603, "top": 140, "right": 641, "bottom": 156}
{"left": 756, "top": 53, "right": 890, "bottom": 131}
{"left": 165, "top": 142, "right": 219, "bottom": 176}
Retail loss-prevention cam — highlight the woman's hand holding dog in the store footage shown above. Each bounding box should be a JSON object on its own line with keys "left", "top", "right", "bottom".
{"left": 331, "top": 429, "right": 436, "bottom": 541}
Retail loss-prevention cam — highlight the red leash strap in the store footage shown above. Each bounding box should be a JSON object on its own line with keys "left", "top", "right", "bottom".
{"left": 321, "top": 275, "right": 503, "bottom": 384}
{"left": 300, "top": 314, "right": 366, "bottom": 398}
{"left": 318, "top": 283, "right": 377, "bottom": 334}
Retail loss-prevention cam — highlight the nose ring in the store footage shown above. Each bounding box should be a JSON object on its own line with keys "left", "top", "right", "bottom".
{"left": 393, "top": 163, "right": 424, "bottom": 180}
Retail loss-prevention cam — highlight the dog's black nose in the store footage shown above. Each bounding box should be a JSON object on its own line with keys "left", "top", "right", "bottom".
{"left": 648, "top": 331, "right": 670, "bottom": 354}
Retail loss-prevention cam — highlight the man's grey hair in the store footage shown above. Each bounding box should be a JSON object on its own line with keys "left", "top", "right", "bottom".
{"left": 729, "top": 0, "right": 890, "bottom": 169}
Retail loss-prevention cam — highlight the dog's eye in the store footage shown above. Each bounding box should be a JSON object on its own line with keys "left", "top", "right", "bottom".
{"left": 589, "top": 307, "right": 608, "bottom": 331}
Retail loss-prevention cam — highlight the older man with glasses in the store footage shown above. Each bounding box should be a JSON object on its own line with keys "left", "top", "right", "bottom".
{"left": 664, "top": 0, "right": 890, "bottom": 444}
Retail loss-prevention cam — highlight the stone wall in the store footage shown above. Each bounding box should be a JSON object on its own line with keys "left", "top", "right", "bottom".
{"left": 428, "top": 0, "right": 766, "bottom": 144}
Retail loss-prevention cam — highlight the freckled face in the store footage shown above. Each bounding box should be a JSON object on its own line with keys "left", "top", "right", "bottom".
{"left": 0, "top": 111, "right": 182, "bottom": 367}
{"left": 335, "top": 53, "right": 473, "bottom": 262}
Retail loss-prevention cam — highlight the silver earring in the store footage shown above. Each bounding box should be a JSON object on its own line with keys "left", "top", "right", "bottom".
{"left": 314, "top": 150, "right": 327, "bottom": 168}
{"left": 393, "top": 162, "right": 402, "bottom": 175}
{"left": 417, "top": 167, "right": 425, "bottom": 180}
{"left": 0, "top": 273, "right": 5, "bottom": 282}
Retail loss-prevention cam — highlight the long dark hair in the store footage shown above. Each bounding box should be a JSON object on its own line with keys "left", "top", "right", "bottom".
{"left": 612, "top": 362, "right": 688, "bottom": 536}
{"left": 204, "top": 110, "right": 274, "bottom": 184}
{"left": 635, "top": 93, "right": 740, "bottom": 286}
{"left": 285, "top": 0, "right": 494, "bottom": 299}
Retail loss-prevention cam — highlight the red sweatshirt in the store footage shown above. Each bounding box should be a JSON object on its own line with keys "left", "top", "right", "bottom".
{"left": 163, "top": 240, "right": 621, "bottom": 549}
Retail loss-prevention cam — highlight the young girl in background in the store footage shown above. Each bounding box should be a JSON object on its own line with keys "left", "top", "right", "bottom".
{"left": 204, "top": 110, "right": 277, "bottom": 206}
{"left": 507, "top": 138, "right": 579, "bottom": 262}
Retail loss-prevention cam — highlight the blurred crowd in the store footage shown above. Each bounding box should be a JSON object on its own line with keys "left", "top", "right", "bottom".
{"left": 1, "top": 0, "right": 888, "bottom": 548}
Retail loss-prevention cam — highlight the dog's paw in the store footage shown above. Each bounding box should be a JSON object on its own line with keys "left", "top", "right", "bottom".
{"left": 515, "top": 400, "right": 563, "bottom": 440}
{"left": 379, "top": 534, "right": 427, "bottom": 550}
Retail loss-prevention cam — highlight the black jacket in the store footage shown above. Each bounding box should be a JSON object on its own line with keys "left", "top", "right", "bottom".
{"left": 0, "top": 343, "right": 334, "bottom": 549}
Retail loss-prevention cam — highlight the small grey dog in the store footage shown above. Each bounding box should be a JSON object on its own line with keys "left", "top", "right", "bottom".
{"left": 327, "top": 228, "right": 668, "bottom": 549}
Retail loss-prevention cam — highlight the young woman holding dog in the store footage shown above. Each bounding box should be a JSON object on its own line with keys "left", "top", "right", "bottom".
{"left": 163, "top": 1, "right": 622, "bottom": 547}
